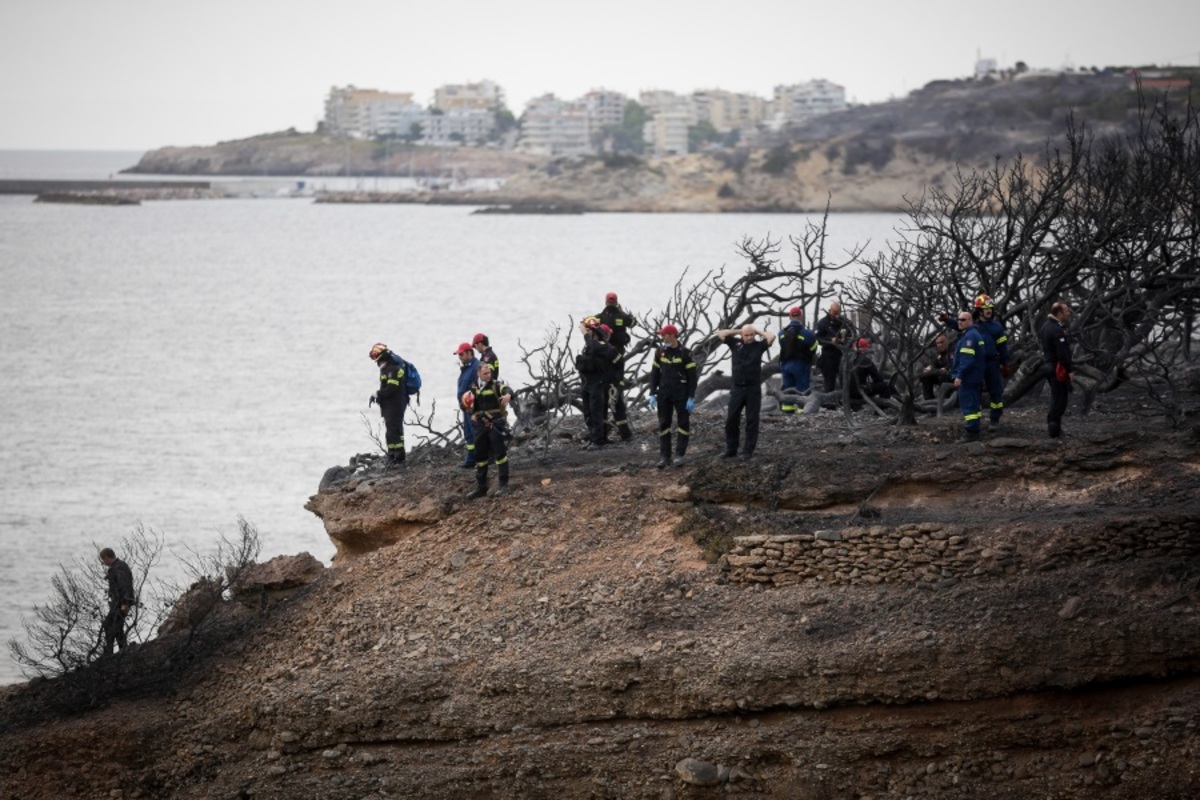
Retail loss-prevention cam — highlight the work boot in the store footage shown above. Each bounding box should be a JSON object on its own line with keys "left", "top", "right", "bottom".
{"left": 657, "top": 455, "right": 671, "bottom": 469}
{"left": 673, "top": 456, "right": 686, "bottom": 468}
{"left": 466, "top": 485, "right": 487, "bottom": 500}
{"left": 961, "top": 428, "right": 981, "bottom": 443}
{"left": 1048, "top": 421, "right": 1062, "bottom": 439}
{"left": 460, "top": 460, "right": 476, "bottom": 469}
{"left": 494, "top": 483, "right": 510, "bottom": 497}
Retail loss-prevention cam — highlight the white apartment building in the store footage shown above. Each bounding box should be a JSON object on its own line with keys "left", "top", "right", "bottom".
{"left": 771, "top": 79, "right": 847, "bottom": 125}
{"left": 421, "top": 109, "right": 497, "bottom": 147}
{"left": 324, "top": 86, "right": 425, "bottom": 139}
{"left": 583, "top": 89, "right": 629, "bottom": 129}
{"left": 692, "top": 89, "right": 767, "bottom": 133}
{"left": 638, "top": 90, "right": 696, "bottom": 157}
{"left": 433, "top": 80, "right": 504, "bottom": 112}
{"left": 517, "top": 95, "right": 595, "bottom": 156}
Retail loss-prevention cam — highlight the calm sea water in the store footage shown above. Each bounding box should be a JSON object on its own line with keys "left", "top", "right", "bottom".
{"left": 0, "top": 151, "right": 902, "bottom": 684}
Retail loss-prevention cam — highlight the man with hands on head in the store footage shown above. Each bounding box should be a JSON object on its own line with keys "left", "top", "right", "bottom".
{"left": 716, "top": 324, "right": 776, "bottom": 460}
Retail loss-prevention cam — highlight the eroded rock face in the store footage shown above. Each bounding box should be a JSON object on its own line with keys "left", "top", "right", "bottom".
{"left": 306, "top": 477, "right": 452, "bottom": 560}
{"left": 2, "top": 407, "right": 1199, "bottom": 799}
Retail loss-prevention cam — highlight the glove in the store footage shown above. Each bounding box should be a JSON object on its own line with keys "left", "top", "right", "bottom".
{"left": 1055, "top": 363, "right": 1070, "bottom": 383}
{"left": 1001, "top": 364, "right": 1011, "bottom": 379}
{"left": 648, "top": 395, "right": 657, "bottom": 411}
{"left": 686, "top": 398, "right": 695, "bottom": 412}
{"left": 937, "top": 313, "right": 950, "bottom": 323}
{"left": 368, "top": 394, "right": 376, "bottom": 407}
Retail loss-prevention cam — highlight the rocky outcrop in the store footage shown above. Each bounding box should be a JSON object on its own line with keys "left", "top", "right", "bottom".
{"left": 1, "top": 406, "right": 1198, "bottom": 798}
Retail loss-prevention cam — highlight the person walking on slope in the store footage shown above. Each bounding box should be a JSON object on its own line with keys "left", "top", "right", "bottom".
{"left": 369, "top": 342, "right": 409, "bottom": 468}
{"left": 1040, "top": 302, "right": 1074, "bottom": 439}
{"left": 717, "top": 324, "right": 776, "bottom": 460}
{"left": 950, "top": 312, "right": 986, "bottom": 442}
{"left": 648, "top": 324, "right": 698, "bottom": 468}
{"left": 454, "top": 342, "right": 480, "bottom": 468}
{"left": 972, "top": 293, "right": 1011, "bottom": 428}
{"left": 777, "top": 306, "right": 818, "bottom": 413}
{"left": 472, "top": 333, "right": 499, "bottom": 378}
{"left": 815, "top": 301, "right": 849, "bottom": 393}
{"left": 461, "top": 362, "right": 513, "bottom": 499}
{"left": 100, "top": 547, "right": 135, "bottom": 656}
{"left": 597, "top": 292, "right": 636, "bottom": 441}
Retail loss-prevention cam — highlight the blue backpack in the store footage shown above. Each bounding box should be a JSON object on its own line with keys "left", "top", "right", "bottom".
{"left": 399, "top": 358, "right": 422, "bottom": 405}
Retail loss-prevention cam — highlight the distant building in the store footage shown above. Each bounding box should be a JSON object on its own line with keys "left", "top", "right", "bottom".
{"left": 692, "top": 89, "right": 767, "bottom": 133}
{"left": 324, "top": 86, "right": 424, "bottom": 139}
{"left": 638, "top": 90, "right": 696, "bottom": 157}
{"left": 583, "top": 89, "right": 629, "bottom": 129}
{"left": 433, "top": 80, "right": 505, "bottom": 112}
{"left": 517, "top": 95, "right": 593, "bottom": 156}
{"left": 422, "top": 109, "right": 497, "bottom": 147}
{"left": 771, "top": 79, "right": 847, "bottom": 126}
{"left": 975, "top": 57, "right": 999, "bottom": 78}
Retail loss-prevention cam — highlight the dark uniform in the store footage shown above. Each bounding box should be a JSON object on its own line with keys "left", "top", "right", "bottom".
{"left": 815, "top": 312, "right": 848, "bottom": 392}
{"left": 951, "top": 322, "right": 986, "bottom": 440}
{"left": 578, "top": 327, "right": 617, "bottom": 446}
{"left": 777, "top": 319, "right": 817, "bottom": 411}
{"left": 976, "top": 315, "right": 1009, "bottom": 424}
{"left": 597, "top": 303, "right": 636, "bottom": 440}
{"left": 468, "top": 375, "right": 513, "bottom": 496}
{"left": 724, "top": 337, "right": 771, "bottom": 458}
{"left": 850, "top": 351, "right": 892, "bottom": 401}
{"left": 375, "top": 352, "right": 409, "bottom": 465}
{"left": 649, "top": 342, "right": 698, "bottom": 465}
{"left": 478, "top": 346, "right": 499, "bottom": 378}
{"left": 1040, "top": 313, "right": 1072, "bottom": 438}
{"left": 103, "top": 556, "right": 135, "bottom": 655}
{"left": 921, "top": 344, "right": 953, "bottom": 400}
{"left": 457, "top": 353, "right": 480, "bottom": 467}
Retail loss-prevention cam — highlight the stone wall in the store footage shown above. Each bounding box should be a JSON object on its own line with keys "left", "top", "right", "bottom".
{"left": 720, "top": 515, "right": 1199, "bottom": 588}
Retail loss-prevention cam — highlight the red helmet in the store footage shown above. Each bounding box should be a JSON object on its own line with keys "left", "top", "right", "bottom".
{"left": 369, "top": 342, "right": 388, "bottom": 360}
{"left": 973, "top": 293, "right": 994, "bottom": 310}
{"left": 599, "top": 323, "right": 613, "bottom": 337}
{"left": 472, "top": 333, "right": 488, "bottom": 345}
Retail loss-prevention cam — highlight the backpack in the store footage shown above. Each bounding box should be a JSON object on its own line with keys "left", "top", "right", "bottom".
{"left": 397, "top": 357, "right": 422, "bottom": 405}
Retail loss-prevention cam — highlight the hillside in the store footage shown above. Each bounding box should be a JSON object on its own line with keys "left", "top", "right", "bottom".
{"left": 122, "top": 73, "right": 1169, "bottom": 213}
{"left": 1, "top": 399, "right": 1198, "bottom": 798}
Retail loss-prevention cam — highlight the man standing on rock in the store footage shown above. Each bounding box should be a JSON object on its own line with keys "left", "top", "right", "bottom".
{"left": 100, "top": 547, "right": 135, "bottom": 656}
{"left": 815, "top": 301, "right": 849, "bottom": 393}
{"left": 369, "top": 342, "right": 409, "bottom": 468}
{"left": 951, "top": 312, "right": 986, "bottom": 442}
{"left": 973, "top": 293, "right": 1011, "bottom": 429}
{"left": 472, "top": 333, "right": 499, "bottom": 378}
{"left": 717, "top": 324, "right": 776, "bottom": 460}
{"left": 462, "top": 362, "right": 513, "bottom": 499}
{"left": 777, "top": 306, "right": 818, "bottom": 412}
{"left": 1040, "top": 302, "right": 1074, "bottom": 439}
{"left": 648, "top": 324, "right": 697, "bottom": 468}
{"left": 454, "top": 342, "right": 479, "bottom": 468}
{"left": 596, "top": 292, "right": 636, "bottom": 442}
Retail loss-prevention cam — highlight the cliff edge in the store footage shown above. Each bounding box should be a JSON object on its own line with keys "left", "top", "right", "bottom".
{"left": 1, "top": 399, "right": 1197, "bottom": 798}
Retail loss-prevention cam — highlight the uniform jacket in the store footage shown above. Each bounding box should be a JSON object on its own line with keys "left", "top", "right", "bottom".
{"left": 470, "top": 377, "right": 512, "bottom": 423}
{"left": 577, "top": 332, "right": 617, "bottom": 378}
{"left": 457, "top": 356, "right": 480, "bottom": 404}
{"left": 478, "top": 346, "right": 500, "bottom": 378}
{"left": 975, "top": 316, "right": 1010, "bottom": 364}
{"left": 650, "top": 344, "right": 697, "bottom": 397}
{"left": 1040, "top": 317, "right": 1072, "bottom": 372}
{"left": 779, "top": 321, "right": 818, "bottom": 364}
{"left": 727, "top": 338, "right": 771, "bottom": 387}
{"left": 597, "top": 305, "right": 635, "bottom": 352}
{"left": 952, "top": 324, "right": 987, "bottom": 384}
{"left": 376, "top": 353, "right": 408, "bottom": 409}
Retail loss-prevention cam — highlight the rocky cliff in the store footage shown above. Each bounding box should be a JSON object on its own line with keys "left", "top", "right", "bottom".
{"left": 1, "top": 401, "right": 1197, "bottom": 799}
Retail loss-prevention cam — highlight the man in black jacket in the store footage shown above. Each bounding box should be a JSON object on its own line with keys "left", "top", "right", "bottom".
{"left": 1040, "top": 302, "right": 1073, "bottom": 438}
{"left": 717, "top": 324, "right": 776, "bottom": 460}
{"left": 100, "top": 547, "right": 135, "bottom": 656}
{"left": 648, "top": 324, "right": 697, "bottom": 468}
{"left": 577, "top": 318, "right": 617, "bottom": 449}
{"left": 597, "top": 292, "right": 636, "bottom": 441}
{"left": 369, "top": 342, "right": 409, "bottom": 467}
{"left": 815, "top": 301, "right": 849, "bottom": 393}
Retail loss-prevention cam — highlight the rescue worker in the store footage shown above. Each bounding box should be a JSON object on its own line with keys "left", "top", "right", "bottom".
{"left": 777, "top": 306, "right": 818, "bottom": 412}
{"left": 815, "top": 301, "right": 849, "bottom": 393}
{"left": 597, "top": 292, "right": 636, "bottom": 441}
{"left": 577, "top": 317, "right": 616, "bottom": 449}
{"left": 716, "top": 324, "right": 777, "bottom": 460}
{"left": 454, "top": 342, "right": 479, "bottom": 468}
{"left": 648, "top": 324, "right": 697, "bottom": 468}
{"left": 1040, "top": 301, "right": 1073, "bottom": 439}
{"left": 461, "top": 362, "right": 513, "bottom": 498}
{"left": 100, "top": 547, "right": 135, "bottom": 656}
{"left": 472, "top": 333, "right": 499, "bottom": 378}
{"left": 950, "top": 312, "right": 986, "bottom": 442}
{"left": 973, "top": 293, "right": 1011, "bottom": 427}
{"left": 369, "top": 342, "right": 408, "bottom": 467}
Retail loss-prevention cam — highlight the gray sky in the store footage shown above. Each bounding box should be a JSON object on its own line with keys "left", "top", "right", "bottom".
{"left": 2, "top": 0, "right": 1197, "bottom": 151}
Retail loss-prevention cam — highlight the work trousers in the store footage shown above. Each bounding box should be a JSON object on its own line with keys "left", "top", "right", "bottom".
{"left": 581, "top": 376, "right": 608, "bottom": 444}
{"left": 1046, "top": 372, "right": 1070, "bottom": 437}
{"left": 657, "top": 391, "right": 691, "bottom": 458}
{"left": 725, "top": 383, "right": 762, "bottom": 456}
{"left": 779, "top": 360, "right": 812, "bottom": 412}
{"left": 818, "top": 349, "right": 841, "bottom": 393}
{"left": 473, "top": 419, "right": 510, "bottom": 488}
{"left": 380, "top": 404, "right": 405, "bottom": 463}
{"left": 103, "top": 606, "right": 127, "bottom": 656}
{"left": 958, "top": 382, "right": 983, "bottom": 432}
{"left": 461, "top": 411, "right": 476, "bottom": 465}
{"left": 983, "top": 360, "right": 1005, "bottom": 422}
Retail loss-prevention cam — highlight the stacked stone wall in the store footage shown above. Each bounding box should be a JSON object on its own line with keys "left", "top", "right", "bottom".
{"left": 720, "top": 515, "right": 1198, "bottom": 588}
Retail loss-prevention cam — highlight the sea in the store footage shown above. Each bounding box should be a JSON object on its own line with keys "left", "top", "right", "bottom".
{"left": 0, "top": 149, "right": 904, "bottom": 685}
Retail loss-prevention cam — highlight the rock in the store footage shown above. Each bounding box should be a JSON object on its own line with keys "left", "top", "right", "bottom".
{"left": 675, "top": 757, "right": 721, "bottom": 786}
{"left": 1058, "top": 596, "right": 1084, "bottom": 620}
{"left": 230, "top": 552, "right": 324, "bottom": 603}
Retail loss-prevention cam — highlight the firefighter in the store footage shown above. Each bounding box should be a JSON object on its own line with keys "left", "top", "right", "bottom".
{"left": 472, "top": 333, "right": 500, "bottom": 378}
{"left": 972, "top": 293, "right": 1011, "bottom": 427}
{"left": 596, "top": 291, "right": 636, "bottom": 441}
{"left": 950, "top": 313, "right": 986, "bottom": 442}
{"left": 369, "top": 342, "right": 408, "bottom": 467}
{"left": 454, "top": 342, "right": 479, "bottom": 468}
{"left": 648, "top": 324, "right": 697, "bottom": 468}
{"left": 1040, "top": 301, "right": 1074, "bottom": 438}
{"left": 777, "top": 306, "right": 818, "bottom": 412}
{"left": 461, "top": 362, "right": 512, "bottom": 499}
{"left": 577, "top": 317, "right": 616, "bottom": 449}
